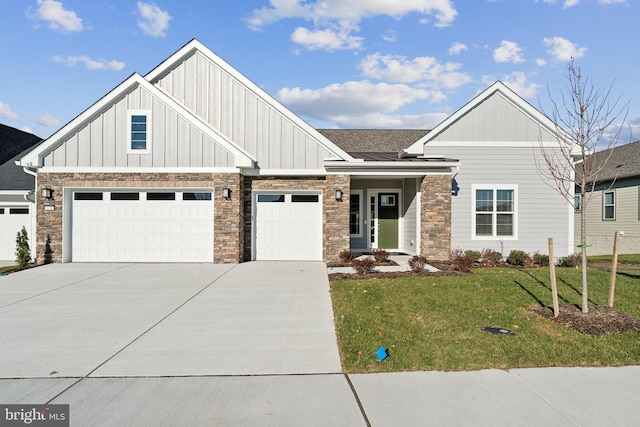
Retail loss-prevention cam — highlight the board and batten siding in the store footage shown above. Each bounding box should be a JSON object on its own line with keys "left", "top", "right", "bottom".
{"left": 575, "top": 180, "right": 640, "bottom": 255}
{"left": 43, "top": 85, "right": 235, "bottom": 168}
{"left": 424, "top": 145, "right": 573, "bottom": 258}
{"left": 153, "top": 51, "right": 334, "bottom": 170}
{"left": 432, "top": 92, "right": 558, "bottom": 143}
{"left": 402, "top": 178, "right": 419, "bottom": 255}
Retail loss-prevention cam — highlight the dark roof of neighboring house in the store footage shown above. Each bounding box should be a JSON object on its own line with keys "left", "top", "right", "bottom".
{"left": 0, "top": 124, "right": 42, "bottom": 165}
{"left": 0, "top": 124, "right": 43, "bottom": 191}
{"left": 318, "top": 129, "right": 429, "bottom": 153}
{"left": 580, "top": 140, "right": 640, "bottom": 184}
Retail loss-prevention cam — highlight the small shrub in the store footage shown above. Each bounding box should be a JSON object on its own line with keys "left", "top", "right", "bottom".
{"left": 533, "top": 252, "right": 550, "bottom": 267}
{"left": 507, "top": 250, "right": 534, "bottom": 268}
{"left": 408, "top": 255, "right": 428, "bottom": 273}
{"left": 559, "top": 253, "right": 581, "bottom": 268}
{"left": 372, "top": 249, "right": 389, "bottom": 263}
{"left": 464, "top": 250, "right": 482, "bottom": 262}
{"left": 481, "top": 249, "right": 503, "bottom": 266}
{"left": 339, "top": 249, "right": 354, "bottom": 264}
{"left": 15, "top": 226, "right": 31, "bottom": 269}
{"left": 352, "top": 257, "right": 375, "bottom": 275}
{"left": 451, "top": 248, "right": 474, "bottom": 273}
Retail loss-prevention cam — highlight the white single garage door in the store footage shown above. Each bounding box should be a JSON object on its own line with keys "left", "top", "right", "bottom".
{"left": 254, "top": 192, "right": 322, "bottom": 261}
{"left": 0, "top": 206, "right": 32, "bottom": 260}
{"left": 71, "top": 190, "right": 213, "bottom": 262}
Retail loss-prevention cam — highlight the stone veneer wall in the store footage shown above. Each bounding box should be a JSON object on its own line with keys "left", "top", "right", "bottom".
{"left": 35, "top": 172, "right": 243, "bottom": 264}
{"left": 243, "top": 175, "right": 350, "bottom": 262}
{"left": 213, "top": 173, "right": 243, "bottom": 263}
{"left": 420, "top": 175, "right": 452, "bottom": 260}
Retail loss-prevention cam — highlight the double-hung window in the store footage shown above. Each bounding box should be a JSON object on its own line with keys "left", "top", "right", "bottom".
{"left": 473, "top": 186, "right": 517, "bottom": 239}
{"left": 603, "top": 191, "right": 615, "bottom": 220}
{"left": 128, "top": 110, "right": 151, "bottom": 153}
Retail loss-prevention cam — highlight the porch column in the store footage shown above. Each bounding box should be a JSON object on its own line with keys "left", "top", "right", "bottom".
{"left": 420, "top": 175, "right": 452, "bottom": 260}
{"left": 324, "top": 174, "right": 350, "bottom": 263}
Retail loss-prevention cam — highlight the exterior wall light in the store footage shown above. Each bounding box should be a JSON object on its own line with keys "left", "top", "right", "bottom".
{"left": 222, "top": 188, "right": 231, "bottom": 199}
{"left": 41, "top": 188, "right": 52, "bottom": 199}
{"left": 335, "top": 190, "right": 343, "bottom": 201}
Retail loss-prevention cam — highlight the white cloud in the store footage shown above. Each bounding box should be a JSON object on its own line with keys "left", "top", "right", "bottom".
{"left": 248, "top": 0, "right": 457, "bottom": 29}
{"left": 539, "top": 0, "right": 625, "bottom": 5}
{"left": 360, "top": 53, "right": 472, "bottom": 90}
{"left": 291, "top": 26, "right": 362, "bottom": 50}
{"left": 53, "top": 55, "right": 125, "bottom": 71}
{"left": 487, "top": 72, "right": 541, "bottom": 99}
{"left": 536, "top": 58, "right": 547, "bottom": 66}
{"left": 543, "top": 36, "right": 586, "bottom": 61}
{"left": 448, "top": 42, "right": 467, "bottom": 56}
{"left": 137, "top": 2, "right": 172, "bottom": 37}
{"left": 493, "top": 40, "right": 525, "bottom": 64}
{"left": 36, "top": 114, "right": 61, "bottom": 127}
{"left": 278, "top": 80, "right": 436, "bottom": 120}
{"left": 247, "top": 1, "right": 457, "bottom": 50}
{"left": 0, "top": 102, "right": 19, "bottom": 121}
{"left": 382, "top": 29, "right": 397, "bottom": 43}
{"left": 20, "top": 126, "right": 34, "bottom": 134}
{"left": 27, "top": 0, "right": 83, "bottom": 34}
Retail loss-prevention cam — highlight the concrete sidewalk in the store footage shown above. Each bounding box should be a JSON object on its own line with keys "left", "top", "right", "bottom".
{"left": 1, "top": 367, "right": 638, "bottom": 426}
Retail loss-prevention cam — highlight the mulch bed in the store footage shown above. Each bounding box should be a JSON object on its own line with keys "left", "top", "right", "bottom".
{"left": 534, "top": 304, "right": 640, "bottom": 335}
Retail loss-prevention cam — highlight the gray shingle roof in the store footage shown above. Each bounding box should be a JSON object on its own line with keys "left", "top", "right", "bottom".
{"left": 580, "top": 140, "right": 640, "bottom": 184}
{"left": 318, "top": 129, "right": 429, "bottom": 153}
{"left": 0, "top": 124, "right": 42, "bottom": 191}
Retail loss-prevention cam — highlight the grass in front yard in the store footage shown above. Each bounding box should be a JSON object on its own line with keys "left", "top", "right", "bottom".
{"left": 588, "top": 254, "right": 640, "bottom": 264}
{"left": 330, "top": 268, "right": 640, "bottom": 373}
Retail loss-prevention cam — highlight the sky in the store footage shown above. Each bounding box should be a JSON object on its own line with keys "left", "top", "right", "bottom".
{"left": 1, "top": 0, "right": 638, "bottom": 145}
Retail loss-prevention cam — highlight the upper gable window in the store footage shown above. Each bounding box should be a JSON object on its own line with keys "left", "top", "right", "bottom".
{"left": 128, "top": 110, "right": 151, "bottom": 153}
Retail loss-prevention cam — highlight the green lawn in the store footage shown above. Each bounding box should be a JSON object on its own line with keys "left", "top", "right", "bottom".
{"left": 330, "top": 267, "right": 640, "bottom": 373}
{"left": 588, "top": 254, "right": 640, "bottom": 264}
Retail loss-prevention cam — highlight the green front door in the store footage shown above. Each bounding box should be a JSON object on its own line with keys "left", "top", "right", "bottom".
{"left": 378, "top": 193, "right": 399, "bottom": 249}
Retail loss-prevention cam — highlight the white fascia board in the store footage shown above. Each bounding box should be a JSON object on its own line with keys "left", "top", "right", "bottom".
{"left": 39, "top": 166, "right": 240, "bottom": 174}
{"left": 145, "top": 39, "right": 354, "bottom": 162}
{"left": 324, "top": 160, "right": 457, "bottom": 176}
{"left": 0, "top": 190, "right": 31, "bottom": 196}
{"left": 403, "top": 81, "right": 574, "bottom": 155}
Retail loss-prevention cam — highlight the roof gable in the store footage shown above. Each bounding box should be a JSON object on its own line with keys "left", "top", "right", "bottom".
{"left": 20, "top": 73, "right": 255, "bottom": 169}
{"left": 403, "top": 81, "right": 572, "bottom": 155}
{"left": 146, "top": 39, "right": 353, "bottom": 165}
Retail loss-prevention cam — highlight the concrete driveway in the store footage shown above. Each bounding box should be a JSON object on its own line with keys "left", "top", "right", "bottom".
{"left": 0, "top": 262, "right": 342, "bottom": 378}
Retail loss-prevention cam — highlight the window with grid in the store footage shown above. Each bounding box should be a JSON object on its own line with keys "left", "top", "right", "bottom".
{"left": 474, "top": 187, "right": 516, "bottom": 238}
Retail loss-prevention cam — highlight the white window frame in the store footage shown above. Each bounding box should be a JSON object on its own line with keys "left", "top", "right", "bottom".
{"left": 127, "top": 110, "right": 152, "bottom": 154}
{"left": 603, "top": 190, "right": 615, "bottom": 221}
{"left": 350, "top": 190, "right": 363, "bottom": 237}
{"left": 472, "top": 184, "right": 518, "bottom": 240}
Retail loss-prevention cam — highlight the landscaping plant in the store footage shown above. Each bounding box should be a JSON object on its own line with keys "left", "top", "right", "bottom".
{"left": 15, "top": 226, "right": 31, "bottom": 268}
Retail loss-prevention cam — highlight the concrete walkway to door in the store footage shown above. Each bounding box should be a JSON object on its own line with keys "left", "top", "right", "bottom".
{"left": 0, "top": 262, "right": 341, "bottom": 378}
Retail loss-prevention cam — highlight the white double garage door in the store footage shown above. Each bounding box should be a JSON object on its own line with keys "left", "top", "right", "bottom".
{"left": 70, "top": 189, "right": 322, "bottom": 262}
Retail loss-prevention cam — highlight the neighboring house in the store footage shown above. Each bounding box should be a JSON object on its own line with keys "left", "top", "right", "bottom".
{"left": 575, "top": 140, "right": 640, "bottom": 255}
{"left": 0, "top": 124, "right": 42, "bottom": 261}
{"left": 19, "top": 39, "right": 573, "bottom": 264}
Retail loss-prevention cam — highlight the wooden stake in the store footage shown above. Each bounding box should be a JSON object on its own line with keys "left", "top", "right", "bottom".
{"left": 608, "top": 231, "right": 621, "bottom": 308}
{"left": 548, "top": 238, "right": 559, "bottom": 318}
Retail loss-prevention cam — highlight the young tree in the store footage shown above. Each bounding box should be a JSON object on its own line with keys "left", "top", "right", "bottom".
{"left": 537, "top": 58, "right": 629, "bottom": 313}
{"left": 15, "top": 226, "right": 32, "bottom": 269}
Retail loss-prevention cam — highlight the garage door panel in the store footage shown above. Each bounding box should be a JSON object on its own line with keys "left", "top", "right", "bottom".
{"left": 71, "top": 191, "right": 213, "bottom": 262}
{"left": 254, "top": 193, "right": 322, "bottom": 261}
